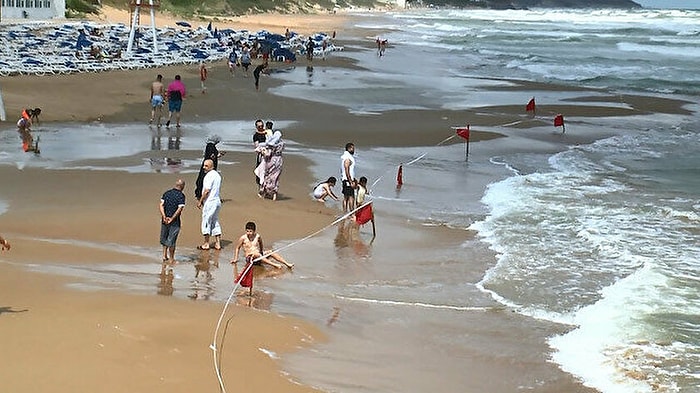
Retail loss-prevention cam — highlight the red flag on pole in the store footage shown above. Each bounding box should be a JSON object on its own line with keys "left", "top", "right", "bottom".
{"left": 355, "top": 203, "right": 374, "bottom": 225}
{"left": 526, "top": 97, "right": 536, "bottom": 112}
{"left": 554, "top": 114, "right": 564, "bottom": 127}
{"left": 235, "top": 260, "right": 254, "bottom": 288}
{"left": 456, "top": 125, "right": 470, "bottom": 140}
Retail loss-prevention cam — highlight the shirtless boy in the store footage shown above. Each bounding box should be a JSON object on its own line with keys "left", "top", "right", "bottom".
{"left": 231, "top": 221, "right": 293, "bottom": 269}
{"left": 150, "top": 74, "right": 165, "bottom": 126}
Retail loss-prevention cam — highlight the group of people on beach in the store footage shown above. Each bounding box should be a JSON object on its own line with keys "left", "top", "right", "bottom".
{"left": 314, "top": 142, "right": 376, "bottom": 236}
{"left": 158, "top": 118, "right": 293, "bottom": 279}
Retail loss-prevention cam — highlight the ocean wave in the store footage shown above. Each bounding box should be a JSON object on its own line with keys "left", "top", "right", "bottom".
{"left": 617, "top": 42, "right": 700, "bottom": 59}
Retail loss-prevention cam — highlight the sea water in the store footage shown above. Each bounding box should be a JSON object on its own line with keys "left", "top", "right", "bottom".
{"left": 272, "top": 8, "right": 700, "bottom": 393}
{"left": 472, "top": 120, "right": 700, "bottom": 392}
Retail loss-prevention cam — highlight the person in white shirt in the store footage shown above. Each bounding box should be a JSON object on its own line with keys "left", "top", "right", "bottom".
{"left": 340, "top": 142, "right": 356, "bottom": 212}
{"left": 197, "top": 159, "right": 222, "bottom": 250}
{"left": 313, "top": 176, "right": 339, "bottom": 202}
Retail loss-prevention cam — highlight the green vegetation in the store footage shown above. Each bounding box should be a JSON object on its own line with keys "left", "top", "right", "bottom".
{"left": 71, "top": 0, "right": 389, "bottom": 19}
{"left": 65, "top": 0, "right": 100, "bottom": 17}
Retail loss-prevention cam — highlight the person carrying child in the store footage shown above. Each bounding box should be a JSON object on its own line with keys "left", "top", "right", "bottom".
{"left": 231, "top": 221, "right": 293, "bottom": 269}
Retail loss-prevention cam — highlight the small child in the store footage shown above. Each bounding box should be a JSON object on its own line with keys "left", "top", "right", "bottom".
{"left": 355, "top": 176, "right": 376, "bottom": 236}
{"left": 199, "top": 62, "right": 208, "bottom": 94}
{"left": 231, "top": 221, "right": 294, "bottom": 269}
{"left": 0, "top": 234, "right": 10, "bottom": 251}
{"left": 313, "top": 176, "right": 339, "bottom": 202}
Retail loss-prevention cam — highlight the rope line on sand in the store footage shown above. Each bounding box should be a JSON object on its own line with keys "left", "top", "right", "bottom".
{"left": 370, "top": 133, "right": 459, "bottom": 188}
{"left": 211, "top": 201, "right": 373, "bottom": 393}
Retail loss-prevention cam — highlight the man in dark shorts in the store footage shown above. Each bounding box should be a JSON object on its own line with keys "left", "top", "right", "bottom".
{"left": 340, "top": 142, "right": 356, "bottom": 212}
{"left": 165, "top": 75, "right": 186, "bottom": 128}
{"left": 159, "top": 179, "right": 186, "bottom": 263}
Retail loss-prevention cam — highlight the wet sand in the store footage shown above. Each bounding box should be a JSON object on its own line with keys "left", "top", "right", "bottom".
{"left": 0, "top": 9, "right": 695, "bottom": 393}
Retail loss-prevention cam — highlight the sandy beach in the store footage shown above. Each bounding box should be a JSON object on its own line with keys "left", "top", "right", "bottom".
{"left": 1, "top": 7, "right": 696, "bottom": 393}
{"left": 0, "top": 10, "right": 352, "bottom": 393}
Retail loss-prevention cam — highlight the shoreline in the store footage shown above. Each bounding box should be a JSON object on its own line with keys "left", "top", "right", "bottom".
{"left": 1, "top": 9, "right": 696, "bottom": 393}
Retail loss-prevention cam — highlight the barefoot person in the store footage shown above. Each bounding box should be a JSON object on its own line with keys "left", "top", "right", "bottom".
{"left": 0, "top": 235, "right": 10, "bottom": 251}
{"left": 197, "top": 159, "right": 222, "bottom": 250}
{"left": 253, "top": 61, "right": 268, "bottom": 90}
{"left": 199, "top": 62, "right": 208, "bottom": 94}
{"left": 17, "top": 111, "right": 39, "bottom": 153}
{"left": 159, "top": 179, "right": 186, "bottom": 263}
{"left": 149, "top": 74, "right": 165, "bottom": 126}
{"left": 231, "top": 221, "right": 293, "bottom": 269}
{"left": 165, "top": 74, "right": 186, "bottom": 128}
{"left": 259, "top": 130, "right": 285, "bottom": 201}
{"left": 340, "top": 142, "right": 357, "bottom": 212}
{"left": 355, "top": 176, "right": 376, "bottom": 236}
{"left": 313, "top": 176, "right": 339, "bottom": 202}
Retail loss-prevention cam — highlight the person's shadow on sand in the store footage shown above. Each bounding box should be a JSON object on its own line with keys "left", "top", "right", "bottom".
{"left": 0, "top": 306, "right": 29, "bottom": 315}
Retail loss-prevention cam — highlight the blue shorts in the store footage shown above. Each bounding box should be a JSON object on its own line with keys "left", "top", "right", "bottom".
{"left": 151, "top": 95, "right": 163, "bottom": 108}
{"left": 168, "top": 99, "right": 182, "bottom": 112}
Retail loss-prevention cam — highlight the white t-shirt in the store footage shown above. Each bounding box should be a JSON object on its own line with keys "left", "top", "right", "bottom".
{"left": 313, "top": 183, "right": 326, "bottom": 199}
{"left": 340, "top": 151, "right": 355, "bottom": 182}
{"left": 202, "top": 170, "right": 221, "bottom": 204}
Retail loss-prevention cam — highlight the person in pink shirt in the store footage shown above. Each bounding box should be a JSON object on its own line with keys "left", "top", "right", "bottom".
{"left": 165, "top": 74, "right": 186, "bottom": 128}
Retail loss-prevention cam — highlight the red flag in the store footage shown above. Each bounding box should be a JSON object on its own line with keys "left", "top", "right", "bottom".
{"left": 235, "top": 260, "right": 254, "bottom": 288}
{"left": 526, "top": 98, "right": 536, "bottom": 112}
{"left": 456, "top": 125, "right": 470, "bottom": 140}
{"left": 396, "top": 164, "right": 403, "bottom": 186}
{"left": 554, "top": 114, "right": 565, "bottom": 127}
{"left": 355, "top": 203, "right": 374, "bottom": 225}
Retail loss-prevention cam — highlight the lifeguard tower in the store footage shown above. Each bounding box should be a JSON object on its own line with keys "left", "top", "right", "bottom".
{"left": 126, "top": 0, "right": 160, "bottom": 55}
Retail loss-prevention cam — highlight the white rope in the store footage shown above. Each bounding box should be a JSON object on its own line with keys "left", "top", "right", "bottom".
{"left": 210, "top": 201, "right": 373, "bottom": 393}
{"left": 370, "top": 133, "right": 459, "bottom": 188}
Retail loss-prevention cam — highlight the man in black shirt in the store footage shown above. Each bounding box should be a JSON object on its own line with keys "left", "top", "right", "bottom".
{"left": 160, "top": 179, "right": 186, "bottom": 263}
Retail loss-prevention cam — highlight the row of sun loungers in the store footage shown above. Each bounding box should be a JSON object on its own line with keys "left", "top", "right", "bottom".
{"left": 0, "top": 21, "right": 342, "bottom": 76}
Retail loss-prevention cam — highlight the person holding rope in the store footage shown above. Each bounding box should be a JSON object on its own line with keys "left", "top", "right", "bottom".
{"left": 340, "top": 142, "right": 357, "bottom": 213}
{"left": 355, "top": 176, "right": 376, "bottom": 236}
{"left": 231, "top": 221, "right": 293, "bottom": 269}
